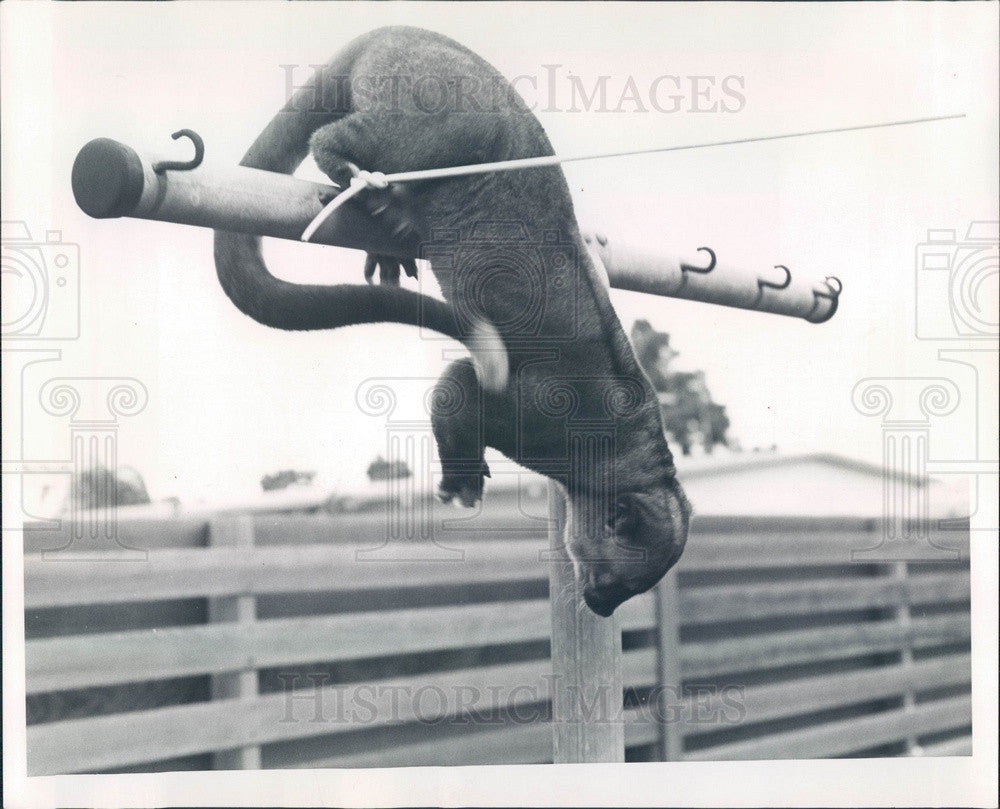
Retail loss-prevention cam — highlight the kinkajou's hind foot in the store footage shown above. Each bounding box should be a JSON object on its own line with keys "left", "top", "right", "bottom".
{"left": 310, "top": 118, "right": 425, "bottom": 285}
{"left": 353, "top": 179, "right": 422, "bottom": 286}
{"left": 363, "top": 254, "right": 419, "bottom": 286}
{"left": 437, "top": 461, "right": 491, "bottom": 508}
{"left": 357, "top": 184, "right": 424, "bottom": 286}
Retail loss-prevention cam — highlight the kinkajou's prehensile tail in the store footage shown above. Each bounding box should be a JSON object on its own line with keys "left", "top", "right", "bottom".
{"left": 213, "top": 28, "right": 508, "bottom": 389}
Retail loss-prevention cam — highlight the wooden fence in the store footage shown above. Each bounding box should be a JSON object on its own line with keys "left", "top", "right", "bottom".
{"left": 23, "top": 512, "right": 971, "bottom": 774}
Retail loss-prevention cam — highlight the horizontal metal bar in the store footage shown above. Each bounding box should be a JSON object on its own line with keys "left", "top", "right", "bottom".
{"left": 72, "top": 137, "right": 840, "bottom": 323}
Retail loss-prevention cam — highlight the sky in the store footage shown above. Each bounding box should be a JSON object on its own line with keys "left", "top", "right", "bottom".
{"left": 2, "top": 2, "right": 997, "bottom": 506}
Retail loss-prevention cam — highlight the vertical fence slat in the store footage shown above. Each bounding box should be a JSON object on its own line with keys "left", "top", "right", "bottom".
{"left": 655, "top": 568, "right": 684, "bottom": 760}
{"left": 208, "top": 515, "right": 261, "bottom": 770}
{"left": 547, "top": 482, "right": 625, "bottom": 763}
{"left": 893, "top": 561, "right": 918, "bottom": 754}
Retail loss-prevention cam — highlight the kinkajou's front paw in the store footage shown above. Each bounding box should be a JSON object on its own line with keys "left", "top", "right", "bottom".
{"left": 437, "top": 461, "right": 491, "bottom": 508}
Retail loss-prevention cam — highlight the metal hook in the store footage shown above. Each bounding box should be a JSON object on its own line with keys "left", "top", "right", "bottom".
{"left": 754, "top": 264, "right": 793, "bottom": 307}
{"left": 679, "top": 247, "right": 717, "bottom": 288}
{"left": 807, "top": 275, "right": 843, "bottom": 323}
{"left": 152, "top": 129, "right": 205, "bottom": 173}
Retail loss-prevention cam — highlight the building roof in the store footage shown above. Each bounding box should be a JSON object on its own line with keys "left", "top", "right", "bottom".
{"left": 129, "top": 450, "right": 966, "bottom": 520}
{"left": 673, "top": 450, "right": 928, "bottom": 486}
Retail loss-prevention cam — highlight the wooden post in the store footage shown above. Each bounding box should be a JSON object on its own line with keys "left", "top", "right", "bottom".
{"left": 547, "top": 481, "right": 625, "bottom": 763}
{"left": 208, "top": 515, "right": 262, "bottom": 769}
{"left": 655, "top": 569, "right": 685, "bottom": 761}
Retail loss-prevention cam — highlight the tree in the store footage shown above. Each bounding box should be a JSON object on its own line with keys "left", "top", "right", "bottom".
{"left": 366, "top": 455, "right": 412, "bottom": 481}
{"left": 70, "top": 465, "right": 150, "bottom": 509}
{"left": 630, "top": 320, "right": 732, "bottom": 456}
{"left": 260, "top": 469, "right": 316, "bottom": 491}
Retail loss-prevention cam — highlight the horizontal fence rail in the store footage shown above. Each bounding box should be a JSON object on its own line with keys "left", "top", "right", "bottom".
{"left": 23, "top": 513, "right": 972, "bottom": 774}
{"left": 25, "top": 531, "right": 969, "bottom": 608}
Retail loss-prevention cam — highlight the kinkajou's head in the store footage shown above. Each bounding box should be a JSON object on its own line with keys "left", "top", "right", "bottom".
{"left": 567, "top": 477, "right": 691, "bottom": 617}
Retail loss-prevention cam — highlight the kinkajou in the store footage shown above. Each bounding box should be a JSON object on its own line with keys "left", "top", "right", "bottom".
{"left": 214, "top": 26, "right": 690, "bottom": 616}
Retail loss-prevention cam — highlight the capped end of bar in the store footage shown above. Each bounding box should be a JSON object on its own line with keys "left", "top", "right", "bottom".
{"left": 71, "top": 138, "right": 146, "bottom": 219}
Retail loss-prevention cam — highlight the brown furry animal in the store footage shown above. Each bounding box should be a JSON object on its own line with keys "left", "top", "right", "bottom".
{"left": 214, "top": 26, "right": 690, "bottom": 616}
